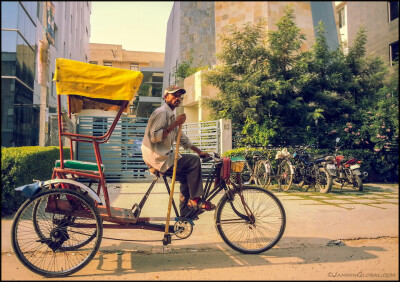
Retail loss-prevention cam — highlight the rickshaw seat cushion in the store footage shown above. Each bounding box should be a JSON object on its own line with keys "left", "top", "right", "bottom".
{"left": 148, "top": 167, "right": 162, "bottom": 177}
{"left": 55, "top": 160, "right": 105, "bottom": 172}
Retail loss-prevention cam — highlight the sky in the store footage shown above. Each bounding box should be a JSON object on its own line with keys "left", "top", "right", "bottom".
{"left": 90, "top": 1, "right": 174, "bottom": 53}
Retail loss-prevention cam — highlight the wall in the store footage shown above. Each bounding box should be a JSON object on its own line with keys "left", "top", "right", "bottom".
{"left": 310, "top": 1, "right": 340, "bottom": 50}
{"left": 35, "top": 1, "right": 91, "bottom": 146}
{"left": 35, "top": 2, "right": 92, "bottom": 112}
{"left": 215, "top": 1, "right": 316, "bottom": 56}
{"left": 89, "top": 43, "right": 164, "bottom": 68}
{"left": 163, "top": 2, "right": 181, "bottom": 89}
{"left": 345, "top": 1, "right": 399, "bottom": 63}
{"left": 163, "top": 2, "right": 215, "bottom": 90}
{"left": 183, "top": 70, "right": 218, "bottom": 123}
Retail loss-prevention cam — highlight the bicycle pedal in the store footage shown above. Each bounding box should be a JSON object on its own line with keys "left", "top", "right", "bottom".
{"left": 131, "top": 203, "right": 141, "bottom": 217}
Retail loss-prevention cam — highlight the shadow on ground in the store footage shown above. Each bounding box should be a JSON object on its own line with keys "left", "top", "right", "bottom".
{"left": 65, "top": 236, "right": 394, "bottom": 278}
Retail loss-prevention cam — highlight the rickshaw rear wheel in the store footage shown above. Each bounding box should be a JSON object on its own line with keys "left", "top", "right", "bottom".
{"left": 12, "top": 188, "right": 102, "bottom": 277}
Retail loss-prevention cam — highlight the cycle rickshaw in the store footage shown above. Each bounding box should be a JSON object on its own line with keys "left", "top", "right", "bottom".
{"left": 11, "top": 58, "right": 286, "bottom": 277}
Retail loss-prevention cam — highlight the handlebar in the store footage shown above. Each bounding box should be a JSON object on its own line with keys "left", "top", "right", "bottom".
{"left": 293, "top": 144, "right": 314, "bottom": 154}
{"left": 201, "top": 152, "right": 221, "bottom": 163}
{"left": 201, "top": 156, "right": 214, "bottom": 163}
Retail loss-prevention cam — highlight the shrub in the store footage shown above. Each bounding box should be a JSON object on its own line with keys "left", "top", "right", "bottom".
{"left": 1, "top": 146, "right": 70, "bottom": 216}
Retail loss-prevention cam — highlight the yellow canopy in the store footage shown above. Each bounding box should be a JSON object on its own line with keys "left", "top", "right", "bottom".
{"left": 54, "top": 58, "right": 143, "bottom": 101}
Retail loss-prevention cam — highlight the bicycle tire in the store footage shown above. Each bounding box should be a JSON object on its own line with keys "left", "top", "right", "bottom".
{"left": 230, "top": 160, "right": 252, "bottom": 185}
{"left": 215, "top": 186, "right": 286, "bottom": 254}
{"left": 241, "top": 161, "right": 252, "bottom": 184}
{"left": 12, "top": 188, "right": 102, "bottom": 277}
{"left": 316, "top": 168, "right": 332, "bottom": 194}
{"left": 255, "top": 160, "right": 271, "bottom": 188}
{"left": 278, "top": 159, "right": 294, "bottom": 191}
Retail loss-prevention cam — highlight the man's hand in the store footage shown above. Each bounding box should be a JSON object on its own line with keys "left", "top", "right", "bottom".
{"left": 163, "top": 114, "right": 186, "bottom": 139}
{"left": 198, "top": 151, "right": 211, "bottom": 159}
{"left": 175, "top": 114, "right": 186, "bottom": 126}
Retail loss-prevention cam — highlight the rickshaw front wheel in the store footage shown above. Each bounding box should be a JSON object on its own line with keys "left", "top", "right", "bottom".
{"left": 215, "top": 186, "right": 286, "bottom": 254}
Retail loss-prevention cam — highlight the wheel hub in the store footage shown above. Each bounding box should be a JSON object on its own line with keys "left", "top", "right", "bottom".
{"left": 173, "top": 219, "right": 194, "bottom": 239}
{"left": 47, "top": 219, "right": 70, "bottom": 252}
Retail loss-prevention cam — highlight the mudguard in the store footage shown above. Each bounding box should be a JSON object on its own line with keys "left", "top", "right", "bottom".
{"left": 15, "top": 182, "right": 42, "bottom": 198}
{"left": 15, "top": 179, "right": 102, "bottom": 205}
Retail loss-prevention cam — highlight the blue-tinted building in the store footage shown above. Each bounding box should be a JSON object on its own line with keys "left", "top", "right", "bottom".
{"left": 1, "top": 1, "right": 91, "bottom": 147}
{"left": 1, "top": 1, "right": 38, "bottom": 147}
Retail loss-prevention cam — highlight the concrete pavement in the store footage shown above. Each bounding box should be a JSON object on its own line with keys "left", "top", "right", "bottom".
{"left": 2, "top": 181, "right": 398, "bottom": 254}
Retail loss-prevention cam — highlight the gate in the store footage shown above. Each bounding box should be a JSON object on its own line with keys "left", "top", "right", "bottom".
{"left": 77, "top": 116, "right": 220, "bottom": 182}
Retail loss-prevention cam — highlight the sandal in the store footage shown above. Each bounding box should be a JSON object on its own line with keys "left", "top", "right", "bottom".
{"left": 187, "top": 198, "right": 216, "bottom": 211}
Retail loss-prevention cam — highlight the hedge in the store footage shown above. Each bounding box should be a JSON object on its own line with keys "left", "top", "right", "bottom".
{"left": 223, "top": 147, "right": 399, "bottom": 183}
{"left": 1, "top": 146, "right": 70, "bottom": 216}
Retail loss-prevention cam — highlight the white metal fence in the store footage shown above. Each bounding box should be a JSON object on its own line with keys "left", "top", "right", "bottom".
{"left": 77, "top": 116, "right": 220, "bottom": 182}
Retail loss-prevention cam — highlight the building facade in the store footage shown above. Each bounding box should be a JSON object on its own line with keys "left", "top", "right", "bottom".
{"left": 335, "top": 1, "right": 399, "bottom": 64}
{"left": 163, "top": 2, "right": 216, "bottom": 90}
{"left": 1, "top": 1, "right": 91, "bottom": 147}
{"left": 163, "top": 1, "right": 340, "bottom": 123}
{"left": 89, "top": 43, "right": 165, "bottom": 117}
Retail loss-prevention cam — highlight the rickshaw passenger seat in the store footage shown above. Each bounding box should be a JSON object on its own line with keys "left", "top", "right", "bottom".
{"left": 148, "top": 167, "right": 161, "bottom": 177}
{"left": 55, "top": 159, "right": 105, "bottom": 172}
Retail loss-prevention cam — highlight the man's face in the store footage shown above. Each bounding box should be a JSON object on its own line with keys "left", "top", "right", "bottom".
{"left": 165, "top": 91, "right": 184, "bottom": 108}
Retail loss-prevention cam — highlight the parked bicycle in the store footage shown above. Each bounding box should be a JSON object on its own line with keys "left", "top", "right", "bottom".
{"left": 229, "top": 148, "right": 270, "bottom": 187}
{"left": 262, "top": 148, "right": 294, "bottom": 191}
{"left": 291, "top": 145, "right": 334, "bottom": 194}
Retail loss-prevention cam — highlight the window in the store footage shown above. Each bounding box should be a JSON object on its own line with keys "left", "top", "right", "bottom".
{"left": 130, "top": 63, "right": 139, "bottom": 71}
{"left": 89, "top": 61, "right": 98, "bottom": 64}
{"left": 390, "top": 41, "right": 399, "bottom": 65}
{"left": 104, "top": 62, "right": 112, "bottom": 67}
{"left": 51, "top": 72, "right": 55, "bottom": 96}
{"left": 389, "top": 1, "right": 399, "bottom": 21}
{"left": 338, "top": 7, "right": 345, "bottom": 28}
{"left": 54, "top": 24, "right": 58, "bottom": 49}
{"left": 37, "top": 2, "right": 43, "bottom": 24}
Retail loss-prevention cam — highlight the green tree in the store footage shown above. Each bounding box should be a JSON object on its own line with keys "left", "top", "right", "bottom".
{"left": 204, "top": 19, "right": 269, "bottom": 126}
{"left": 172, "top": 54, "right": 208, "bottom": 83}
{"left": 205, "top": 6, "right": 310, "bottom": 146}
{"left": 328, "top": 27, "right": 392, "bottom": 150}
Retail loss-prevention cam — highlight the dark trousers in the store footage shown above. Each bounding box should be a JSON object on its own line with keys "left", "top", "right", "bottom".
{"left": 164, "top": 154, "right": 204, "bottom": 210}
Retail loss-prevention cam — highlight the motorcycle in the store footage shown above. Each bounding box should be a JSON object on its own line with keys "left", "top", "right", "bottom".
{"left": 291, "top": 144, "right": 335, "bottom": 194}
{"left": 332, "top": 138, "right": 368, "bottom": 192}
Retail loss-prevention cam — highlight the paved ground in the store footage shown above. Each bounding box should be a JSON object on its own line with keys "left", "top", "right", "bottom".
{"left": 1, "top": 182, "right": 398, "bottom": 280}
